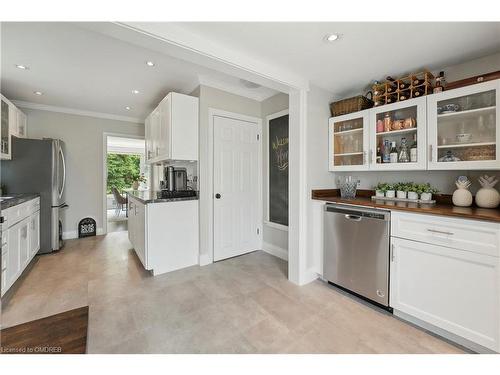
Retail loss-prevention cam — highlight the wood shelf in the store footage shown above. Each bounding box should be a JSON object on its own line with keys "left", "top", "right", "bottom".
{"left": 376, "top": 128, "right": 418, "bottom": 136}
{"left": 334, "top": 151, "right": 364, "bottom": 157}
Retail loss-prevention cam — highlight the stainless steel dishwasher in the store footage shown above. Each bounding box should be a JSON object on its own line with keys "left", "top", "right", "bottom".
{"left": 323, "top": 203, "right": 391, "bottom": 308}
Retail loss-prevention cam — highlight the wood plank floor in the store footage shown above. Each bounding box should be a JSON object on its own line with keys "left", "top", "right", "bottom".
{"left": 1, "top": 306, "right": 88, "bottom": 354}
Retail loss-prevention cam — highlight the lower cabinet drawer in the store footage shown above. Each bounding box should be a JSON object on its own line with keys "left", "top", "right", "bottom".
{"left": 391, "top": 211, "right": 500, "bottom": 257}
{"left": 390, "top": 237, "right": 499, "bottom": 352}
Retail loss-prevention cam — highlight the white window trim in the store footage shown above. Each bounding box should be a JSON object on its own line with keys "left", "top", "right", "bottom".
{"left": 265, "top": 109, "right": 289, "bottom": 231}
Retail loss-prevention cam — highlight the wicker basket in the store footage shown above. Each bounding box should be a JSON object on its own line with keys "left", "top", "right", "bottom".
{"left": 330, "top": 94, "right": 373, "bottom": 117}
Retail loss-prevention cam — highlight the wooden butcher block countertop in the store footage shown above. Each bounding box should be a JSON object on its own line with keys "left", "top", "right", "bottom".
{"left": 311, "top": 189, "right": 500, "bottom": 223}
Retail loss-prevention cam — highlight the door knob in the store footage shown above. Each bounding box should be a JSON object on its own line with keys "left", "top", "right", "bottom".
{"left": 215, "top": 193, "right": 221, "bottom": 199}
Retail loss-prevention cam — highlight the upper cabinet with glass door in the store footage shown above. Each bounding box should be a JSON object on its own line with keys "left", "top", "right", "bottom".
{"left": 369, "top": 96, "right": 427, "bottom": 170}
{"left": 328, "top": 110, "right": 370, "bottom": 171}
{"left": 428, "top": 80, "right": 499, "bottom": 170}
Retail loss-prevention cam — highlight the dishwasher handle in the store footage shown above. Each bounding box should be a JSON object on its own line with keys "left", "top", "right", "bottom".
{"left": 345, "top": 214, "right": 362, "bottom": 222}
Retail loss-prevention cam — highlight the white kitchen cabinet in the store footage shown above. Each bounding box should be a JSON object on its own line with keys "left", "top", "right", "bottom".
{"left": 145, "top": 92, "right": 199, "bottom": 163}
{"left": 1, "top": 198, "right": 40, "bottom": 296}
{"left": 369, "top": 96, "right": 427, "bottom": 170}
{"left": 129, "top": 196, "right": 147, "bottom": 268}
{"left": 428, "top": 79, "right": 500, "bottom": 170}
{"left": 1, "top": 95, "right": 11, "bottom": 159}
{"left": 1, "top": 94, "right": 28, "bottom": 160}
{"left": 390, "top": 237, "right": 499, "bottom": 352}
{"left": 15, "top": 109, "right": 28, "bottom": 138}
{"left": 29, "top": 212, "right": 40, "bottom": 257}
{"left": 127, "top": 194, "right": 199, "bottom": 275}
{"left": 328, "top": 110, "right": 370, "bottom": 171}
{"left": 144, "top": 113, "right": 153, "bottom": 162}
{"left": 328, "top": 97, "right": 426, "bottom": 171}
{"left": 390, "top": 211, "right": 500, "bottom": 352}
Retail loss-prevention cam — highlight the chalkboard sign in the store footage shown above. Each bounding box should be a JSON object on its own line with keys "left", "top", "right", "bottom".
{"left": 268, "top": 114, "right": 289, "bottom": 226}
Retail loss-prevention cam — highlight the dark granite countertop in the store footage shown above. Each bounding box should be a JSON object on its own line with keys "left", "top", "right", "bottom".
{"left": 1, "top": 193, "right": 40, "bottom": 211}
{"left": 126, "top": 190, "right": 199, "bottom": 204}
{"left": 312, "top": 189, "right": 500, "bottom": 223}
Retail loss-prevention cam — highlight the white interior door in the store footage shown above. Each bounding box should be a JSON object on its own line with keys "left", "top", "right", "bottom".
{"left": 213, "top": 115, "right": 261, "bottom": 261}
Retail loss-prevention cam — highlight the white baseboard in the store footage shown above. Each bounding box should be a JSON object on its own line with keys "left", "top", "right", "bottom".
{"left": 62, "top": 228, "right": 104, "bottom": 240}
{"left": 301, "top": 268, "right": 320, "bottom": 285}
{"left": 199, "top": 253, "right": 212, "bottom": 266}
{"left": 262, "top": 242, "right": 288, "bottom": 261}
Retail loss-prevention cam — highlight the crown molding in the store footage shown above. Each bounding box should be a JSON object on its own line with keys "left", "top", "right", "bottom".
{"left": 12, "top": 100, "right": 143, "bottom": 124}
{"left": 198, "top": 75, "right": 277, "bottom": 102}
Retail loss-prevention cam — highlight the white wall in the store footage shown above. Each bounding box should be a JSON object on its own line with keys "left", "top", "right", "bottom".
{"left": 193, "top": 85, "right": 262, "bottom": 264}
{"left": 261, "top": 93, "right": 289, "bottom": 255}
{"left": 306, "top": 85, "right": 335, "bottom": 272}
{"left": 24, "top": 108, "right": 144, "bottom": 237}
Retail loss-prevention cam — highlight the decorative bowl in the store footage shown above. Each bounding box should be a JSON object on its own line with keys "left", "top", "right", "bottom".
{"left": 441, "top": 103, "right": 460, "bottom": 113}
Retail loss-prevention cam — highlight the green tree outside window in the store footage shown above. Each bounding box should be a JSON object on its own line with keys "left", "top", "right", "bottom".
{"left": 107, "top": 153, "right": 141, "bottom": 193}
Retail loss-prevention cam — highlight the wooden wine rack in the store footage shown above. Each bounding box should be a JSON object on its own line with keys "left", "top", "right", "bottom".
{"left": 372, "top": 71, "right": 435, "bottom": 107}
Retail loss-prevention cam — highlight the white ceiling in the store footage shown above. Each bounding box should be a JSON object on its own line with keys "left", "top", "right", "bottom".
{"left": 174, "top": 22, "right": 500, "bottom": 98}
{"left": 0, "top": 22, "right": 277, "bottom": 121}
{"left": 2, "top": 22, "right": 499, "bottom": 121}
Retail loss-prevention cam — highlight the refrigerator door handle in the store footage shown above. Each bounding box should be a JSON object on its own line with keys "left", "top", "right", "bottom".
{"left": 59, "top": 146, "right": 66, "bottom": 199}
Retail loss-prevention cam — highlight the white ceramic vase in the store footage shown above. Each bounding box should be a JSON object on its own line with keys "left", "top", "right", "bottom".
{"left": 386, "top": 190, "right": 395, "bottom": 198}
{"left": 420, "top": 192, "right": 432, "bottom": 201}
{"left": 396, "top": 191, "right": 407, "bottom": 199}
{"left": 452, "top": 177, "right": 473, "bottom": 207}
{"left": 375, "top": 190, "right": 385, "bottom": 197}
{"left": 132, "top": 181, "right": 139, "bottom": 190}
{"left": 475, "top": 175, "right": 500, "bottom": 208}
{"left": 407, "top": 192, "right": 418, "bottom": 200}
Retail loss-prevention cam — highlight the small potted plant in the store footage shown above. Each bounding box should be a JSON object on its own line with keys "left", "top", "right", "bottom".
{"left": 396, "top": 182, "right": 408, "bottom": 199}
{"left": 385, "top": 183, "right": 395, "bottom": 198}
{"left": 407, "top": 183, "right": 419, "bottom": 200}
{"left": 131, "top": 173, "right": 147, "bottom": 190}
{"left": 416, "top": 183, "right": 438, "bottom": 201}
{"left": 374, "top": 182, "right": 388, "bottom": 197}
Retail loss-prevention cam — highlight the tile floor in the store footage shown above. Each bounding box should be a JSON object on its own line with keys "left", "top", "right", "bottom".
{"left": 1, "top": 232, "right": 464, "bottom": 354}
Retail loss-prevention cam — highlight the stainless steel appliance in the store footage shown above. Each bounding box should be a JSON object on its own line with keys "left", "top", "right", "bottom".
{"left": 173, "top": 168, "right": 187, "bottom": 191}
{"left": 163, "top": 166, "right": 187, "bottom": 191}
{"left": 1, "top": 137, "right": 68, "bottom": 253}
{"left": 323, "top": 203, "right": 390, "bottom": 307}
{"left": 166, "top": 166, "right": 175, "bottom": 191}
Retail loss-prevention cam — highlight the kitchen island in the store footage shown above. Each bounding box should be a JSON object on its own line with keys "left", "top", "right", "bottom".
{"left": 126, "top": 190, "right": 199, "bottom": 276}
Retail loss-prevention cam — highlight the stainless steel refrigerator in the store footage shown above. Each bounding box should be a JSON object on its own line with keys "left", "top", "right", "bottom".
{"left": 1, "top": 137, "right": 68, "bottom": 254}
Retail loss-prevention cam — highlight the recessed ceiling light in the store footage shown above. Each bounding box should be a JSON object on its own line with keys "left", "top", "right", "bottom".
{"left": 325, "top": 34, "right": 340, "bottom": 42}
{"left": 146, "top": 61, "right": 155, "bottom": 67}
{"left": 240, "top": 79, "right": 261, "bottom": 89}
{"left": 132, "top": 90, "right": 140, "bottom": 94}
{"left": 125, "top": 106, "right": 131, "bottom": 110}
{"left": 33, "top": 91, "right": 43, "bottom": 96}
{"left": 16, "top": 64, "right": 29, "bottom": 70}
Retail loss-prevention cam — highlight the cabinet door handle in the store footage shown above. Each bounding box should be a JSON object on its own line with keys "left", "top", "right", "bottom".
{"left": 390, "top": 243, "right": 395, "bottom": 262}
{"left": 363, "top": 151, "right": 367, "bottom": 165}
{"left": 427, "top": 228, "right": 454, "bottom": 236}
{"left": 429, "top": 144, "right": 433, "bottom": 162}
